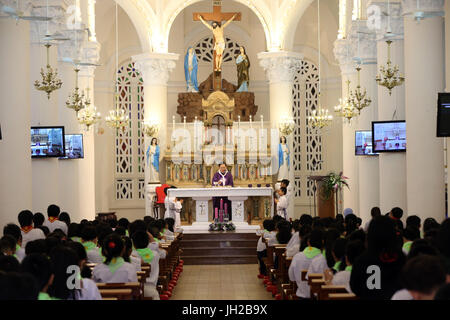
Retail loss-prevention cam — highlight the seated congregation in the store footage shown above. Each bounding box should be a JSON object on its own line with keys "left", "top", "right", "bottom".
{"left": 256, "top": 207, "right": 450, "bottom": 300}
{"left": 0, "top": 205, "right": 184, "bottom": 300}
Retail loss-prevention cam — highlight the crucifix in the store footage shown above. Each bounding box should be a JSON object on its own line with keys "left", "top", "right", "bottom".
{"left": 193, "top": 0, "right": 241, "bottom": 91}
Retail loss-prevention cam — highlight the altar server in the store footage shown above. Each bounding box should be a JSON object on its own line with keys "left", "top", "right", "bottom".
{"left": 93, "top": 234, "right": 137, "bottom": 283}
{"left": 275, "top": 187, "right": 289, "bottom": 220}
{"left": 164, "top": 187, "right": 183, "bottom": 229}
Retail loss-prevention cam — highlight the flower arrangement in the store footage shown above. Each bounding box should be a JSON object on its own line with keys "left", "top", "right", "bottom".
{"left": 321, "top": 172, "right": 349, "bottom": 201}
{"left": 208, "top": 222, "right": 236, "bottom": 232}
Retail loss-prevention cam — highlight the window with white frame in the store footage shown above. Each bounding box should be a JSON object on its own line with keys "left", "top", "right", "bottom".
{"left": 292, "top": 60, "right": 323, "bottom": 200}
{"left": 114, "top": 62, "right": 145, "bottom": 201}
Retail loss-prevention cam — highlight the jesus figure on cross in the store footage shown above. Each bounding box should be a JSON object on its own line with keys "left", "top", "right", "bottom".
{"left": 198, "top": 13, "right": 237, "bottom": 72}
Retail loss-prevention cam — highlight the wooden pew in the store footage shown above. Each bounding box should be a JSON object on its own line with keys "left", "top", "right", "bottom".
{"left": 98, "top": 288, "right": 133, "bottom": 300}
{"left": 328, "top": 293, "right": 358, "bottom": 300}
{"left": 310, "top": 278, "right": 326, "bottom": 299}
{"left": 319, "top": 285, "right": 348, "bottom": 300}
{"left": 96, "top": 282, "right": 141, "bottom": 300}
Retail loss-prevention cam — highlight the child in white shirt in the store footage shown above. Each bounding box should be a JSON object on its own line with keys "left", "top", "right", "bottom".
{"left": 92, "top": 234, "right": 137, "bottom": 284}
{"left": 275, "top": 187, "right": 289, "bottom": 220}
{"left": 256, "top": 219, "right": 277, "bottom": 277}
{"left": 81, "top": 225, "right": 104, "bottom": 264}
{"left": 324, "top": 240, "right": 365, "bottom": 294}
{"left": 43, "top": 204, "right": 68, "bottom": 235}
{"left": 131, "top": 231, "right": 160, "bottom": 300}
{"left": 18, "top": 210, "right": 45, "bottom": 248}
{"left": 288, "top": 229, "right": 324, "bottom": 299}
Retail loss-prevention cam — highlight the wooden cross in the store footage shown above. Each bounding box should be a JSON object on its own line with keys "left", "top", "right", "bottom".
{"left": 193, "top": 0, "right": 241, "bottom": 90}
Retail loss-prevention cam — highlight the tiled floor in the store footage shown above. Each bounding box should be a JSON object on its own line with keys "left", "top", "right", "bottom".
{"left": 171, "top": 264, "right": 274, "bottom": 300}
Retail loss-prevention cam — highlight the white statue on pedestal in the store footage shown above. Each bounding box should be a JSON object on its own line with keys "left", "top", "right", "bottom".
{"left": 278, "top": 136, "right": 290, "bottom": 181}
{"left": 146, "top": 137, "right": 160, "bottom": 182}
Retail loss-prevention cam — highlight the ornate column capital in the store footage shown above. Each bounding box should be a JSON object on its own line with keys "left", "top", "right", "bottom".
{"left": 257, "top": 51, "right": 304, "bottom": 84}
{"left": 367, "top": 1, "right": 404, "bottom": 41}
{"left": 401, "top": 0, "right": 444, "bottom": 17}
{"left": 348, "top": 20, "right": 377, "bottom": 64}
{"left": 333, "top": 39, "right": 356, "bottom": 75}
{"left": 132, "top": 53, "right": 179, "bottom": 86}
{"left": 29, "top": 0, "right": 72, "bottom": 44}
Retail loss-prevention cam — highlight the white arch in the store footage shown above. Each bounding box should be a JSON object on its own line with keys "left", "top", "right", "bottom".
{"left": 162, "top": 0, "right": 273, "bottom": 53}
{"left": 282, "top": 0, "right": 315, "bottom": 51}
{"left": 113, "top": 0, "right": 156, "bottom": 52}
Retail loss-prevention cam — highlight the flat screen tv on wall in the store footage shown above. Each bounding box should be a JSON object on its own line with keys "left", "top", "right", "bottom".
{"left": 372, "top": 121, "right": 406, "bottom": 153}
{"left": 31, "top": 126, "right": 65, "bottom": 158}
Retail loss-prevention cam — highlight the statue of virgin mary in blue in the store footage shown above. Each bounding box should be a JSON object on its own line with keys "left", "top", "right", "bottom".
{"left": 184, "top": 47, "right": 199, "bottom": 92}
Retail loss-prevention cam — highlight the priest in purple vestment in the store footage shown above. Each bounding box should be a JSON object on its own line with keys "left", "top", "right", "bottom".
{"left": 212, "top": 163, "right": 234, "bottom": 221}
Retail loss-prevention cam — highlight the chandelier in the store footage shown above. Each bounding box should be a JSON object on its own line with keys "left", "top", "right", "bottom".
{"left": 334, "top": 80, "right": 359, "bottom": 123}
{"left": 349, "top": 66, "right": 371, "bottom": 114}
{"left": 105, "top": 93, "right": 129, "bottom": 130}
{"left": 376, "top": 40, "right": 404, "bottom": 95}
{"left": 308, "top": 107, "right": 333, "bottom": 130}
{"left": 278, "top": 116, "right": 296, "bottom": 136}
{"left": 142, "top": 119, "right": 160, "bottom": 137}
{"left": 77, "top": 90, "right": 101, "bottom": 129}
{"left": 65, "top": 68, "right": 88, "bottom": 114}
{"left": 308, "top": 0, "right": 332, "bottom": 131}
{"left": 34, "top": 43, "right": 63, "bottom": 99}
{"left": 105, "top": 1, "right": 129, "bottom": 131}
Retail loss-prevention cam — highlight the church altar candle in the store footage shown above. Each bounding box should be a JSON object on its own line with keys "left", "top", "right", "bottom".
{"left": 260, "top": 115, "right": 264, "bottom": 129}
{"left": 215, "top": 207, "right": 218, "bottom": 220}
{"left": 249, "top": 115, "right": 252, "bottom": 128}
{"left": 220, "top": 198, "right": 223, "bottom": 210}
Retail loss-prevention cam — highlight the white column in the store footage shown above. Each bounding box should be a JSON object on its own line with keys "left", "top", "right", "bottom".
{"left": 0, "top": 18, "right": 32, "bottom": 228}
{"left": 403, "top": 0, "right": 445, "bottom": 222}
{"left": 334, "top": 39, "right": 359, "bottom": 213}
{"left": 258, "top": 51, "right": 303, "bottom": 218}
{"left": 77, "top": 65, "right": 97, "bottom": 221}
{"left": 349, "top": 20, "right": 380, "bottom": 223}
{"left": 371, "top": 1, "right": 407, "bottom": 215}
{"left": 133, "top": 53, "right": 179, "bottom": 216}
{"left": 445, "top": 0, "right": 450, "bottom": 217}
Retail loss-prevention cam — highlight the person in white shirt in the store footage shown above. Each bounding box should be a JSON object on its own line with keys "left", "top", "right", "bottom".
{"left": 18, "top": 210, "right": 45, "bottom": 248}
{"left": 81, "top": 225, "right": 104, "bottom": 264}
{"left": 288, "top": 229, "right": 324, "bottom": 299}
{"left": 363, "top": 207, "right": 382, "bottom": 232}
{"left": 275, "top": 187, "right": 289, "bottom": 220}
{"left": 286, "top": 220, "right": 304, "bottom": 257}
{"left": 43, "top": 204, "right": 68, "bottom": 235}
{"left": 66, "top": 241, "right": 102, "bottom": 300}
{"left": 324, "top": 240, "right": 365, "bottom": 294}
{"left": 3, "top": 224, "right": 25, "bottom": 262}
{"left": 256, "top": 219, "right": 276, "bottom": 278}
{"left": 131, "top": 231, "right": 161, "bottom": 300}
{"left": 123, "top": 236, "right": 141, "bottom": 272}
{"left": 92, "top": 234, "right": 138, "bottom": 284}
{"left": 164, "top": 191, "right": 183, "bottom": 230}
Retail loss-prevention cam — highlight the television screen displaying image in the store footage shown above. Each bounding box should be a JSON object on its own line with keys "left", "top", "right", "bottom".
{"left": 31, "top": 126, "right": 65, "bottom": 158}
{"left": 60, "top": 134, "right": 84, "bottom": 159}
{"left": 437, "top": 92, "right": 450, "bottom": 137}
{"left": 372, "top": 121, "right": 406, "bottom": 153}
{"left": 355, "top": 130, "right": 377, "bottom": 156}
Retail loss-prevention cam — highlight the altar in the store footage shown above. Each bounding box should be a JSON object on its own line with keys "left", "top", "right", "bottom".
{"left": 167, "top": 186, "right": 273, "bottom": 232}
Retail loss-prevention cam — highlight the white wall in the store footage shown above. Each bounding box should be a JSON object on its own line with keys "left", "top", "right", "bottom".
{"left": 0, "top": 19, "right": 32, "bottom": 228}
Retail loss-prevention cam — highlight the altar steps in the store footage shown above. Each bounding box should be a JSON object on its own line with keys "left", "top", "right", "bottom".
{"left": 180, "top": 232, "right": 259, "bottom": 265}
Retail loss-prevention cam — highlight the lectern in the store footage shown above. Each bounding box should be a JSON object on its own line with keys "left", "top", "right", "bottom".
{"left": 308, "top": 176, "right": 335, "bottom": 219}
